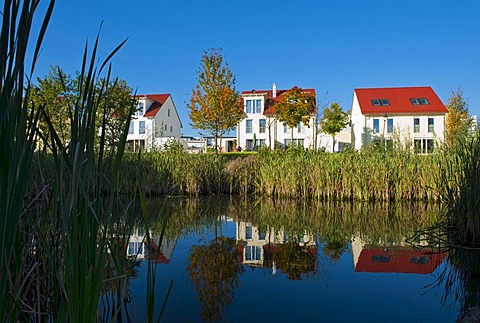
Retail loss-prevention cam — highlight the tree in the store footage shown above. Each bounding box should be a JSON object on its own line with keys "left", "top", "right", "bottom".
{"left": 273, "top": 86, "right": 316, "bottom": 146}
{"left": 30, "top": 66, "right": 133, "bottom": 150}
{"left": 30, "top": 66, "right": 73, "bottom": 146}
{"left": 188, "top": 49, "right": 244, "bottom": 152}
{"left": 445, "top": 88, "right": 472, "bottom": 147}
{"left": 320, "top": 102, "right": 349, "bottom": 152}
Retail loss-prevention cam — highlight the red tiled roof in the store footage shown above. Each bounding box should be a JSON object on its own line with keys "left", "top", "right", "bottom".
{"left": 355, "top": 86, "right": 447, "bottom": 115}
{"left": 134, "top": 93, "right": 170, "bottom": 117}
{"left": 242, "top": 88, "right": 316, "bottom": 116}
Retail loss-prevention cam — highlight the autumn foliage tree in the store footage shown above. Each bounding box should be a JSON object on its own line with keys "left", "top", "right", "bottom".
{"left": 445, "top": 88, "right": 472, "bottom": 148}
{"left": 320, "top": 102, "right": 349, "bottom": 152}
{"left": 273, "top": 86, "right": 316, "bottom": 145}
{"left": 188, "top": 49, "right": 244, "bottom": 152}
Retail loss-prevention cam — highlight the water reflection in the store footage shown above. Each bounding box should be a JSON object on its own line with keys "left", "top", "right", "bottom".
{"left": 236, "top": 221, "right": 317, "bottom": 280}
{"left": 120, "top": 197, "right": 462, "bottom": 322}
{"left": 352, "top": 236, "right": 446, "bottom": 274}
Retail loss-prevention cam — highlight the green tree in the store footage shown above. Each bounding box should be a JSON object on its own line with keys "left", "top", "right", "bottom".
{"left": 273, "top": 86, "right": 316, "bottom": 145}
{"left": 30, "top": 66, "right": 73, "bottom": 146}
{"left": 445, "top": 88, "right": 472, "bottom": 148}
{"left": 320, "top": 102, "right": 349, "bottom": 152}
{"left": 188, "top": 49, "right": 244, "bottom": 152}
{"left": 30, "top": 66, "right": 133, "bottom": 150}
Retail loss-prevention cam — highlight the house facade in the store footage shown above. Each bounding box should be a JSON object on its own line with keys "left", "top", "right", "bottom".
{"left": 127, "top": 94, "right": 182, "bottom": 151}
{"left": 237, "top": 84, "right": 317, "bottom": 151}
{"left": 351, "top": 86, "right": 448, "bottom": 153}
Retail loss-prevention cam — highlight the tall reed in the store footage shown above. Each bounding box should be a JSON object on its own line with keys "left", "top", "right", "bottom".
{"left": 0, "top": 0, "right": 54, "bottom": 319}
{"left": 438, "top": 132, "right": 480, "bottom": 244}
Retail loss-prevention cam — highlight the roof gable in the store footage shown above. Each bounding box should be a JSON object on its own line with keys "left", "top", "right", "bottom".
{"left": 134, "top": 93, "right": 170, "bottom": 117}
{"left": 355, "top": 86, "right": 447, "bottom": 115}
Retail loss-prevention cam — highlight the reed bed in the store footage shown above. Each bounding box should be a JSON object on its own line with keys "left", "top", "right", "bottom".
{"left": 35, "top": 147, "right": 449, "bottom": 202}
{"left": 248, "top": 149, "right": 444, "bottom": 202}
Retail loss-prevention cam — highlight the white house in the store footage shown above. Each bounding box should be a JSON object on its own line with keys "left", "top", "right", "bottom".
{"left": 350, "top": 86, "right": 448, "bottom": 153}
{"left": 127, "top": 94, "right": 183, "bottom": 151}
{"left": 237, "top": 84, "right": 317, "bottom": 151}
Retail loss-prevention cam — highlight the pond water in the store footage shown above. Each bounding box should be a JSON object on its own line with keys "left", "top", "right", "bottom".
{"left": 120, "top": 197, "right": 468, "bottom": 322}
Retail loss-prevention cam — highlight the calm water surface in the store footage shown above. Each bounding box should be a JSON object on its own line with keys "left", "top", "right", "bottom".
{"left": 122, "top": 197, "right": 465, "bottom": 322}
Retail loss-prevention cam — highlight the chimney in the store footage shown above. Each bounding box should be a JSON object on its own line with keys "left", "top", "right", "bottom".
{"left": 272, "top": 83, "right": 277, "bottom": 98}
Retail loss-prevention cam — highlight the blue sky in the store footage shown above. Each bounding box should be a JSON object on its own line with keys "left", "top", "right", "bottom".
{"left": 32, "top": 0, "right": 480, "bottom": 136}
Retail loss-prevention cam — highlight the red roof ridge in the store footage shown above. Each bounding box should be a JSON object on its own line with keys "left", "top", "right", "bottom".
{"left": 355, "top": 86, "right": 433, "bottom": 91}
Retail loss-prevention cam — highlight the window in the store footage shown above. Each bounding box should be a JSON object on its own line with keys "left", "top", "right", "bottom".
{"left": 414, "top": 139, "right": 422, "bottom": 154}
{"left": 135, "top": 103, "right": 144, "bottom": 116}
{"left": 419, "top": 98, "right": 429, "bottom": 105}
{"left": 128, "top": 241, "right": 143, "bottom": 256}
{"left": 284, "top": 124, "right": 289, "bottom": 134}
{"left": 246, "top": 139, "right": 254, "bottom": 151}
{"left": 245, "top": 246, "right": 261, "bottom": 261}
{"left": 414, "top": 139, "right": 435, "bottom": 154}
{"left": 245, "top": 100, "right": 252, "bottom": 113}
{"left": 259, "top": 119, "right": 266, "bottom": 133}
{"left": 168, "top": 109, "right": 170, "bottom": 117}
{"left": 371, "top": 99, "right": 389, "bottom": 106}
{"left": 254, "top": 100, "right": 262, "bottom": 113}
{"left": 297, "top": 122, "right": 304, "bottom": 133}
{"left": 285, "top": 139, "right": 304, "bottom": 147}
{"left": 245, "top": 225, "right": 252, "bottom": 239}
{"left": 259, "top": 231, "right": 266, "bottom": 240}
{"left": 414, "top": 118, "right": 420, "bottom": 133}
{"left": 411, "top": 256, "right": 430, "bottom": 264}
{"left": 164, "top": 124, "right": 167, "bottom": 131}
{"left": 129, "top": 121, "right": 134, "bottom": 134}
{"left": 139, "top": 121, "right": 145, "bottom": 134}
{"left": 373, "top": 118, "right": 379, "bottom": 133}
{"left": 372, "top": 255, "right": 390, "bottom": 263}
{"left": 258, "top": 139, "right": 266, "bottom": 147}
{"left": 428, "top": 118, "right": 434, "bottom": 132}
{"left": 170, "top": 126, "right": 173, "bottom": 133}
{"left": 245, "top": 99, "right": 262, "bottom": 113}
{"left": 427, "top": 139, "right": 434, "bottom": 153}
{"left": 246, "top": 119, "right": 252, "bottom": 133}
{"left": 410, "top": 98, "right": 420, "bottom": 105}
{"left": 387, "top": 118, "right": 393, "bottom": 133}
{"left": 410, "top": 98, "right": 430, "bottom": 105}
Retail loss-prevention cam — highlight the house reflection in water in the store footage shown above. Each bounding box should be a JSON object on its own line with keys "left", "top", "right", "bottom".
{"left": 127, "top": 227, "right": 176, "bottom": 264}
{"left": 236, "top": 222, "right": 317, "bottom": 279}
{"left": 351, "top": 236, "right": 446, "bottom": 274}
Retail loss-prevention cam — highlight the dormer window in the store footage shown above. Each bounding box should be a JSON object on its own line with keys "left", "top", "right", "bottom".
{"left": 371, "top": 99, "right": 390, "bottom": 106}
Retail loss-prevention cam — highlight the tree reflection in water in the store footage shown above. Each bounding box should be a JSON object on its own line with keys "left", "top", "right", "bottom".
{"left": 187, "top": 236, "right": 245, "bottom": 321}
